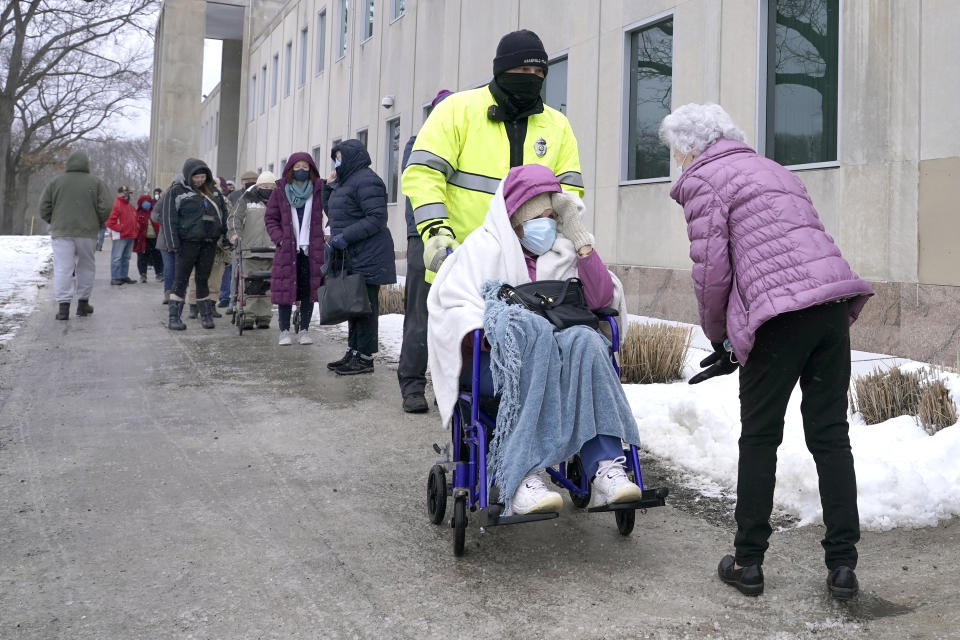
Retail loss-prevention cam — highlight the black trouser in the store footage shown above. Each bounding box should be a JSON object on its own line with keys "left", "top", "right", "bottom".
{"left": 172, "top": 240, "right": 216, "bottom": 300}
{"left": 348, "top": 284, "right": 380, "bottom": 356}
{"left": 278, "top": 251, "right": 313, "bottom": 331}
{"left": 398, "top": 236, "right": 430, "bottom": 396}
{"left": 137, "top": 238, "right": 163, "bottom": 277}
{"left": 735, "top": 301, "right": 859, "bottom": 570}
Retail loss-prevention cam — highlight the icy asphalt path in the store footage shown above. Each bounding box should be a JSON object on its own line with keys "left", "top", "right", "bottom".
{"left": 0, "top": 247, "right": 958, "bottom": 639}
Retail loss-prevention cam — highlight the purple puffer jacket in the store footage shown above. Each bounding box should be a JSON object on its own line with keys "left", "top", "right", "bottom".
{"left": 670, "top": 138, "right": 874, "bottom": 364}
{"left": 264, "top": 152, "right": 326, "bottom": 305}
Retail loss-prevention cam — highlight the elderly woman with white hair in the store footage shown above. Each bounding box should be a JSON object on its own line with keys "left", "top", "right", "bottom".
{"left": 659, "top": 103, "right": 874, "bottom": 599}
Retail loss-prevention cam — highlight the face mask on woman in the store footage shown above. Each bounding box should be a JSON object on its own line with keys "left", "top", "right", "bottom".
{"left": 519, "top": 217, "right": 557, "bottom": 256}
{"left": 292, "top": 168, "right": 310, "bottom": 182}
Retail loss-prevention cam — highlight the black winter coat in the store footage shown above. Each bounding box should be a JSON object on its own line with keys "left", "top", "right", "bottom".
{"left": 160, "top": 158, "right": 227, "bottom": 250}
{"left": 324, "top": 139, "right": 396, "bottom": 285}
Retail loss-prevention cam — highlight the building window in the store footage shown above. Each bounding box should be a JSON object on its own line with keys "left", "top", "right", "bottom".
{"left": 764, "top": 0, "right": 839, "bottom": 166}
{"left": 298, "top": 27, "right": 308, "bottom": 87}
{"left": 315, "top": 10, "right": 327, "bottom": 74}
{"left": 540, "top": 56, "right": 568, "bottom": 114}
{"left": 312, "top": 145, "right": 325, "bottom": 168}
{"left": 215, "top": 111, "right": 219, "bottom": 146}
{"left": 390, "top": 0, "right": 405, "bottom": 21}
{"left": 356, "top": 128, "right": 368, "bottom": 150}
{"left": 363, "top": 0, "right": 374, "bottom": 41}
{"left": 271, "top": 54, "right": 279, "bottom": 106}
{"left": 249, "top": 74, "right": 257, "bottom": 121}
{"left": 625, "top": 16, "right": 673, "bottom": 181}
{"left": 385, "top": 117, "right": 401, "bottom": 203}
{"left": 422, "top": 103, "right": 433, "bottom": 124}
{"left": 337, "top": 0, "right": 348, "bottom": 59}
{"left": 268, "top": 162, "right": 274, "bottom": 172}
{"left": 284, "top": 41, "right": 292, "bottom": 97}
{"left": 260, "top": 64, "right": 267, "bottom": 113}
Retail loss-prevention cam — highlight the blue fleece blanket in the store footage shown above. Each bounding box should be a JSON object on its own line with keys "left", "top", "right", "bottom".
{"left": 480, "top": 280, "right": 642, "bottom": 510}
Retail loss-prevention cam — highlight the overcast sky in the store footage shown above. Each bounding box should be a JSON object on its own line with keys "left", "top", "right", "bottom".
{"left": 107, "top": 38, "right": 223, "bottom": 140}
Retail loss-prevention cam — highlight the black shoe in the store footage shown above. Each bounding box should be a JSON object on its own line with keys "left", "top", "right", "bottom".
{"left": 217, "top": 299, "right": 229, "bottom": 308}
{"left": 55, "top": 302, "right": 70, "bottom": 320}
{"left": 827, "top": 566, "right": 859, "bottom": 600}
{"left": 123, "top": 277, "right": 137, "bottom": 284}
{"left": 717, "top": 555, "right": 764, "bottom": 597}
{"left": 155, "top": 274, "right": 163, "bottom": 282}
{"left": 111, "top": 279, "right": 124, "bottom": 286}
{"left": 327, "top": 349, "right": 354, "bottom": 371}
{"left": 168, "top": 301, "right": 186, "bottom": 331}
{"left": 188, "top": 304, "right": 199, "bottom": 319}
{"left": 211, "top": 308, "right": 222, "bottom": 318}
{"left": 403, "top": 393, "right": 429, "bottom": 413}
{"left": 199, "top": 300, "right": 215, "bottom": 329}
{"left": 139, "top": 274, "right": 147, "bottom": 283}
{"left": 335, "top": 353, "right": 374, "bottom": 376}
{"left": 255, "top": 317, "right": 271, "bottom": 329}
{"left": 76, "top": 300, "right": 93, "bottom": 316}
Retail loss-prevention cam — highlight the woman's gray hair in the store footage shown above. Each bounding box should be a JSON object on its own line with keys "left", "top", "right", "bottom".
{"left": 659, "top": 103, "right": 746, "bottom": 156}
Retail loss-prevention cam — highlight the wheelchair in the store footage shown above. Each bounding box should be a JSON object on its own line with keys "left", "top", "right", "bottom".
{"left": 230, "top": 237, "right": 275, "bottom": 335}
{"left": 426, "top": 310, "right": 669, "bottom": 556}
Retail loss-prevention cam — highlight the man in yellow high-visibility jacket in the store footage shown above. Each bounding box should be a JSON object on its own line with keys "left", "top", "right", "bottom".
{"left": 401, "top": 29, "right": 583, "bottom": 282}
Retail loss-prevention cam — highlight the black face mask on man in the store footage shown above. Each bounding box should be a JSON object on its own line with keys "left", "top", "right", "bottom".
{"left": 256, "top": 188, "right": 273, "bottom": 202}
{"left": 496, "top": 72, "right": 544, "bottom": 110}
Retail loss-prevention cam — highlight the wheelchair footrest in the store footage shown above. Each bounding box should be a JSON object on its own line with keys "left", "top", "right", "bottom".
{"left": 482, "top": 504, "right": 559, "bottom": 527}
{"left": 586, "top": 487, "right": 669, "bottom": 513}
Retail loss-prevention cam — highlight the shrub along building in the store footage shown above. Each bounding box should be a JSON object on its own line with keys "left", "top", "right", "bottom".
{"left": 150, "top": 0, "right": 960, "bottom": 363}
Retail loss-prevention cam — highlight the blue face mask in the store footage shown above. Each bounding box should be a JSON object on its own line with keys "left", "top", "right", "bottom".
{"left": 292, "top": 168, "right": 310, "bottom": 182}
{"left": 334, "top": 158, "right": 342, "bottom": 169}
{"left": 519, "top": 217, "right": 557, "bottom": 255}
{"left": 141, "top": 202, "right": 152, "bottom": 210}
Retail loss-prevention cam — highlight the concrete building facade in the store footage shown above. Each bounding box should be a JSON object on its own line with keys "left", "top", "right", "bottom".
{"left": 150, "top": 0, "right": 960, "bottom": 363}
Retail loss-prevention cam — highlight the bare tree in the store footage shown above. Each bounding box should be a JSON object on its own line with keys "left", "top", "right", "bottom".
{"left": 0, "top": 0, "right": 157, "bottom": 234}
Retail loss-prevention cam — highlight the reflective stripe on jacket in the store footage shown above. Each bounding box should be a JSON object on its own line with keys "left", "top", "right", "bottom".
{"left": 401, "top": 86, "right": 583, "bottom": 243}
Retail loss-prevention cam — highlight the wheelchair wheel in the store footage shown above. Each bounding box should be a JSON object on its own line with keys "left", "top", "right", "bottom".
{"left": 566, "top": 455, "right": 591, "bottom": 509}
{"left": 615, "top": 509, "right": 635, "bottom": 536}
{"left": 427, "top": 465, "right": 447, "bottom": 525}
{"left": 452, "top": 495, "right": 467, "bottom": 557}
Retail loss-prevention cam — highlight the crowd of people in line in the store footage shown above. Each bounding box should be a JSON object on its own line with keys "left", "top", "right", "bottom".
{"left": 39, "top": 28, "right": 873, "bottom": 601}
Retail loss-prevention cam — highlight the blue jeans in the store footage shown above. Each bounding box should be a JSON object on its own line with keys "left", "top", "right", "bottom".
{"left": 160, "top": 250, "right": 175, "bottom": 291}
{"left": 110, "top": 238, "right": 134, "bottom": 280}
{"left": 96, "top": 226, "right": 106, "bottom": 250}
{"left": 460, "top": 351, "right": 624, "bottom": 479}
{"left": 219, "top": 264, "right": 232, "bottom": 302}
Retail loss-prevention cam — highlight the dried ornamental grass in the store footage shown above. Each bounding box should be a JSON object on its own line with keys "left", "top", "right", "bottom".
{"left": 619, "top": 322, "right": 693, "bottom": 384}
{"left": 850, "top": 366, "right": 957, "bottom": 435}
{"left": 378, "top": 284, "right": 405, "bottom": 315}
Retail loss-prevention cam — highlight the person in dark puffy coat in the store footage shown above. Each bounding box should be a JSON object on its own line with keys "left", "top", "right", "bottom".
{"left": 159, "top": 157, "right": 228, "bottom": 330}
{"left": 323, "top": 139, "right": 396, "bottom": 375}
{"left": 264, "top": 153, "right": 326, "bottom": 345}
{"left": 660, "top": 103, "right": 874, "bottom": 601}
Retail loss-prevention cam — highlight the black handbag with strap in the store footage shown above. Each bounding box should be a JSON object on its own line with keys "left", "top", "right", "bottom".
{"left": 497, "top": 278, "right": 599, "bottom": 331}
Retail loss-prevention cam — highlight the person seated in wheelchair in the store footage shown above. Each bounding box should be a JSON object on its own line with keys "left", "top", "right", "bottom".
{"left": 428, "top": 164, "right": 645, "bottom": 516}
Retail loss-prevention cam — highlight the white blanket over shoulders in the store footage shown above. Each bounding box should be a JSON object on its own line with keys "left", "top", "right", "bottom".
{"left": 427, "top": 183, "right": 626, "bottom": 429}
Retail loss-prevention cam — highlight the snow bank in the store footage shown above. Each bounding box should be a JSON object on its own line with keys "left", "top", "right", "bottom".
{"left": 0, "top": 236, "right": 52, "bottom": 343}
{"left": 624, "top": 315, "right": 960, "bottom": 531}
{"left": 334, "top": 313, "right": 406, "bottom": 362}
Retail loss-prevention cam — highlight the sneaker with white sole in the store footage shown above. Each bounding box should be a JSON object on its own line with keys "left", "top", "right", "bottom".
{"left": 278, "top": 330, "right": 292, "bottom": 346}
{"left": 298, "top": 330, "right": 313, "bottom": 345}
{"left": 587, "top": 456, "right": 643, "bottom": 508}
{"left": 505, "top": 474, "right": 563, "bottom": 516}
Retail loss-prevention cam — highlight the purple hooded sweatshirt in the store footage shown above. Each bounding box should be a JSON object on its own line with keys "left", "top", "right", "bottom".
{"left": 670, "top": 138, "right": 873, "bottom": 364}
{"left": 502, "top": 164, "right": 614, "bottom": 310}
{"left": 264, "top": 152, "right": 327, "bottom": 305}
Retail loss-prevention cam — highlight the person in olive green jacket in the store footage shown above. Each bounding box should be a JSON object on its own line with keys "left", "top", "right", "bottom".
{"left": 39, "top": 151, "right": 111, "bottom": 320}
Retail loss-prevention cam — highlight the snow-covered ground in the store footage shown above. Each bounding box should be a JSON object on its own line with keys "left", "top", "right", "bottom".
{"left": 365, "top": 312, "right": 960, "bottom": 532}
{"left": 0, "top": 236, "right": 52, "bottom": 344}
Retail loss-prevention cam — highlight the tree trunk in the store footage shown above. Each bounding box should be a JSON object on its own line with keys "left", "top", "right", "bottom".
{"left": 0, "top": 95, "right": 15, "bottom": 235}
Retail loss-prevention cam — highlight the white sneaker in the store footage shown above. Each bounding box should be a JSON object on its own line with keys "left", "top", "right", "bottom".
{"left": 298, "top": 330, "right": 313, "bottom": 345}
{"left": 587, "top": 456, "right": 643, "bottom": 508}
{"left": 278, "top": 330, "right": 292, "bottom": 346}
{"left": 505, "top": 473, "right": 563, "bottom": 516}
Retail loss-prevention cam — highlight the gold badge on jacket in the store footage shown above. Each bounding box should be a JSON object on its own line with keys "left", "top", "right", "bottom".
{"left": 534, "top": 137, "right": 547, "bottom": 157}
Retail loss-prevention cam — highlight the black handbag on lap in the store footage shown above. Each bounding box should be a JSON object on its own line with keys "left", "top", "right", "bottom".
{"left": 498, "top": 278, "right": 599, "bottom": 331}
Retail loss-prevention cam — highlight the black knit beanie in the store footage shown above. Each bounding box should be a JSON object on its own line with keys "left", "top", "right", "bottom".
{"left": 492, "top": 29, "right": 548, "bottom": 77}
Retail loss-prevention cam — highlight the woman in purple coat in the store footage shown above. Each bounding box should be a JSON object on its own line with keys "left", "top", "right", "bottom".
{"left": 660, "top": 103, "right": 874, "bottom": 600}
{"left": 264, "top": 153, "right": 326, "bottom": 345}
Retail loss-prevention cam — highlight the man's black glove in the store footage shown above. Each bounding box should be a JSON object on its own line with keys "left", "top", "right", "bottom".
{"left": 689, "top": 341, "right": 739, "bottom": 384}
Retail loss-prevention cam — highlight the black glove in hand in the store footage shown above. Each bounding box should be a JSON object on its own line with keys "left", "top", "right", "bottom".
{"left": 689, "top": 341, "right": 739, "bottom": 385}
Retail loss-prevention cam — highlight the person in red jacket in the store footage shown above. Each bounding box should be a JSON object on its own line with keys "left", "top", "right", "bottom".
{"left": 106, "top": 186, "right": 139, "bottom": 285}
{"left": 133, "top": 194, "right": 163, "bottom": 282}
